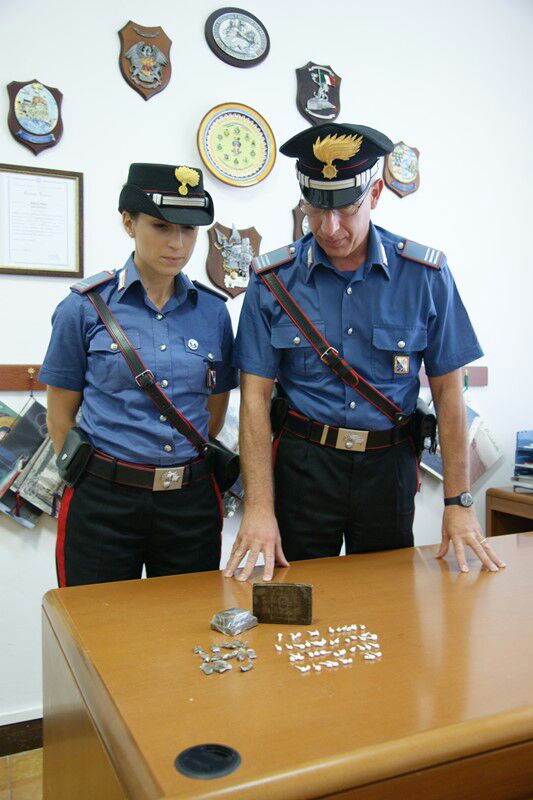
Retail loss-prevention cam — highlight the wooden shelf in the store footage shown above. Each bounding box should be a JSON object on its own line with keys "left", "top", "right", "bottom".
{"left": 0, "top": 365, "right": 46, "bottom": 392}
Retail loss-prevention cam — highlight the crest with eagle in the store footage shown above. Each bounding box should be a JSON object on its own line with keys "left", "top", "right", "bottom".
{"left": 124, "top": 42, "right": 168, "bottom": 87}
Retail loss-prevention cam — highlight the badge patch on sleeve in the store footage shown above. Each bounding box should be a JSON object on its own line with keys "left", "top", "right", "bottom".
{"left": 393, "top": 354, "right": 410, "bottom": 374}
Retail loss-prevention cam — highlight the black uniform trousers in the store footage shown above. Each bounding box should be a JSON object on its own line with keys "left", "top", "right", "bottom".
{"left": 273, "top": 429, "right": 419, "bottom": 560}
{"left": 56, "top": 470, "right": 223, "bottom": 587}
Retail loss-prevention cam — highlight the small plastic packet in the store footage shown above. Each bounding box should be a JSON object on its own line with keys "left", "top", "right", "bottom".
{"left": 210, "top": 607, "right": 258, "bottom": 636}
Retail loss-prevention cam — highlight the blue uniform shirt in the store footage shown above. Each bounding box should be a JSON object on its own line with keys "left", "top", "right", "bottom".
{"left": 40, "top": 255, "right": 238, "bottom": 464}
{"left": 234, "top": 223, "right": 483, "bottom": 430}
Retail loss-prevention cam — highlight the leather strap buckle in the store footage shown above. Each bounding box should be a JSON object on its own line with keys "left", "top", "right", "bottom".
{"left": 335, "top": 428, "right": 369, "bottom": 452}
{"left": 135, "top": 369, "right": 156, "bottom": 389}
{"left": 152, "top": 466, "right": 185, "bottom": 491}
{"left": 320, "top": 346, "right": 339, "bottom": 362}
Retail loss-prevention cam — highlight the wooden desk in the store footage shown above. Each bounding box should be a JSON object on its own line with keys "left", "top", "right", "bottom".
{"left": 43, "top": 534, "right": 533, "bottom": 800}
{"left": 486, "top": 487, "right": 533, "bottom": 537}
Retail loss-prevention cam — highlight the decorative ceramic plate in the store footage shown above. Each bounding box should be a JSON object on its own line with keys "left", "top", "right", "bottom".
{"left": 197, "top": 102, "right": 276, "bottom": 187}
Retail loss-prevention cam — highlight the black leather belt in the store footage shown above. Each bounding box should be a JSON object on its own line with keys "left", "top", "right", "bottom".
{"left": 283, "top": 411, "right": 414, "bottom": 452}
{"left": 86, "top": 450, "right": 212, "bottom": 491}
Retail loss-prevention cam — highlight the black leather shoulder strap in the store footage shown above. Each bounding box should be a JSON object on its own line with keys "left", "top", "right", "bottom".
{"left": 259, "top": 270, "right": 408, "bottom": 425}
{"left": 86, "top": 291, "right": 207, "bottom": 452}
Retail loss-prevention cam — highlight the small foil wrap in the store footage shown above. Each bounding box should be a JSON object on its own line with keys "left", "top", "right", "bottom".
{"left": 210, "top": 608, "right": 258, "bottom": 636}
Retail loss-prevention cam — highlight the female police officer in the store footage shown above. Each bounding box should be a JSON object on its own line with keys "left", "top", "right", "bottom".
{"left": 39, "top": 163, "right": 238, "bottom": 587}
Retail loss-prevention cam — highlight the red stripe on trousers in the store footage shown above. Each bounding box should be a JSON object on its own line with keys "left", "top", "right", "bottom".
{"left": 210, "top": 475, "right": 224, "bottom": 541}
{"left": 56, "top": 486, "right": 74, "bottom": 588}
{"left": 272, "top": 432, "right": 282, "bottom": 466}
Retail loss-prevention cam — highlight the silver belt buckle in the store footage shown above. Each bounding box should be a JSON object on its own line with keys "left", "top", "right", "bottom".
{"left": 152, "top": 465, "right": 185, "bottom": 491}
{"left": 335, "top": 428, "right": 369, "bottom": 452}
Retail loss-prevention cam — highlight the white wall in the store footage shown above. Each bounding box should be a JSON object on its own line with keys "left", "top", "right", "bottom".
{"left": 1, "top": 0, "right": 532, "bottom": 724}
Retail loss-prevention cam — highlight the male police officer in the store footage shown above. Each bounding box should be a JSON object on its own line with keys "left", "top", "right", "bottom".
{"left": 225, "top": 123, "right": 504, "bottom": 581}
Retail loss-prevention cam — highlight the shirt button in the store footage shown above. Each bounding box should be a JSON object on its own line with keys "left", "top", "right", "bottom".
{"left": 160, "top": 415, "right": 166, "bottom": 423}
{"left": 160, "top": 344, "right": 167, "bottom": 351}
{"left": 346, "top": 287, "right": 353, "bottom": 295}
{"left": 110, "top": 343, "right": 118, "bottom": 351}
{"left": 293, "top": 336, "right": 301, "bottom": 345}
{"left": 347, "top": 327, "right": 353, "bottom": 335}
{"left": 207, "top": 352, "right": 214, "bottom": 360}
{"left": 188, "top": 338, "right": 199, "bottom": 351}
{"left": 155, "top": 313, "right": 163, "bottom": 320}
{"left": 349, "top": 401, "right": 356, "bottom": 409}
{"left": 397, "top": 340, "right": 406, "bottom": 349}
{"left": 164, "top": 444, "right": 172, "bottom": 453}
{"left": 161, "top": 379, "right": 169, "bottom": 388}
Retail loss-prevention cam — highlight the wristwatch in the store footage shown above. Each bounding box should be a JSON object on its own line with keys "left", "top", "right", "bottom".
{"left": 444, "top": 492, "right": 474, "bottom": 508}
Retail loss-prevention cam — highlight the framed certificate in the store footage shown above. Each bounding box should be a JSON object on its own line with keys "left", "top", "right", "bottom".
{"left": 0, "top": 163, "right": 83, "bottom": 277}
{"left": 197, "top": 103, "right": 276, "bottom": 187}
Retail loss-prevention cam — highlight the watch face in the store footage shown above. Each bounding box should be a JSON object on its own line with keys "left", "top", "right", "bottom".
{"left": 460, "top": 492, "right": 474, "bottom": 507}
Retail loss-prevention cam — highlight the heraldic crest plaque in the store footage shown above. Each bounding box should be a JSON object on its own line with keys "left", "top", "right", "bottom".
{"left": 296, "top": 62, "right": 341, "bottom": 126}
{"left": 118, "top": 21, "right": 172, "bottom": 100}
{"left": 7, "top": 80, "right": 63, "bottom": 155}
{"left": 207, "top": 222, "right": 261, "bottom": 297}
{"left": 384, "top": 142, "right": 420, "bottom": 198}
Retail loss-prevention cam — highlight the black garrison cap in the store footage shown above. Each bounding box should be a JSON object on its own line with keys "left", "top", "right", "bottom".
{"left": 119, "top": 163, "right": 214, "bottom": 225}
{"left": 280, "top": 123, "right": 393, "bottom": 208}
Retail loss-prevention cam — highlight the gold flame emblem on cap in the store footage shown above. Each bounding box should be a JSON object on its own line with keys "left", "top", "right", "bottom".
{"left": 175, "top": 166, "right": 200, "bottom": 196}
{"left": 313, "top": 134, "right": 363, "bottom": 179}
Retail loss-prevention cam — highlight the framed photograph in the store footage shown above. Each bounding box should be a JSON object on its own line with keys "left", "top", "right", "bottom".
{"left": 204, "top": 8, "right": 270, "bottom": 68}
{"left": 0, "top": 163, "right": 83, "bottom": 278}
{"left": 197, "top": 102, "right": 276, "bottom": 187}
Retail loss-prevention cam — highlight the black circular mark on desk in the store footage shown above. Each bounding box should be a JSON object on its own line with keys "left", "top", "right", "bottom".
{"left": 175, "top": 743, "right": 241, "bottom": 779}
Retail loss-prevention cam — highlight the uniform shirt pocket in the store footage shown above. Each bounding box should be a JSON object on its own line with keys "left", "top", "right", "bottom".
{"left": 271, "top": 321, "right": 326, "bottom": 378}
{"left": 183, "top": 337, "right": 222, "bottom": 394}
{"left": 87, "top": 328, "right": 141, "bottom": 391}
{"left": 371, "top": 325, "right": 427, "bottom": 382}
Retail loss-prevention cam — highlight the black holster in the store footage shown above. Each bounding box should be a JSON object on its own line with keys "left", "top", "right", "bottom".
{"left": 270, "top": 395, "right": 289, "bottom": 436}
{"left": 56, "top": 427, "right": 94, "bottom": 487}
{"left": 203, "top": 437, "right": 240, "bottom": 493}
{"left": 413, "top": 397, "right": 437, "bottom": 459}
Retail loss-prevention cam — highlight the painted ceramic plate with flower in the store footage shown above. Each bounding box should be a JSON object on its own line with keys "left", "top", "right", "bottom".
{"left": 197, "top": 103, "right": 276, "bottom": 187}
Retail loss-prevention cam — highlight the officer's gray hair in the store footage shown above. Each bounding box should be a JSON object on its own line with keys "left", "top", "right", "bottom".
{"left": 370, "top": 157, "right": 384, "bottom": 184}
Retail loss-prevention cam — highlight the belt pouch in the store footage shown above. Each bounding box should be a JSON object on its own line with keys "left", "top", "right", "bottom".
{"left": 413, "top": 397, "right": 437, "bottom": 458}
{"left": 56, "top": 426, "right": 94, "bottom": 487}
{"left": 270, "top": 395, "right": 289, "bottom": 436}
{"left": 203, "top": 436, "right": 241, "bottom": 492}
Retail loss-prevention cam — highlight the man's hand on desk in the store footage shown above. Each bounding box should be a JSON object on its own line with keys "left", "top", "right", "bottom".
{"left": 224, "top": 510, "right": 290, "bottom": 582}
{"left": 437, "top": 506, "right": 506, "bottom": 573}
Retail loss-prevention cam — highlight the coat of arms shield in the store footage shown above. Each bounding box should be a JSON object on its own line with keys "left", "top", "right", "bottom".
{"left": 207, "top": 223, "right": 261, "bottom": 298}
{"left": 296, "top": 62, "right": 341, "bottom": 126}
{"left": 7, "top": 79, "right": 63, "bottom": 155}
{"left": 118, "top": 21, "right": 172, "bottom": 101}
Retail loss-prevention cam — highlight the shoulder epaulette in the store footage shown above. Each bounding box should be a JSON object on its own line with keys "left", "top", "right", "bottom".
{"left": 396, "top": 239, "right": 444, "bottom": 269}
{"left": 252, "top": 245, "right": 296, "bottom": 274}
{"left": 192, "top": 280, "right": 228, "bottom": 302}
{"left": 70, "top": 270, "right": 116, "bottom": 294}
